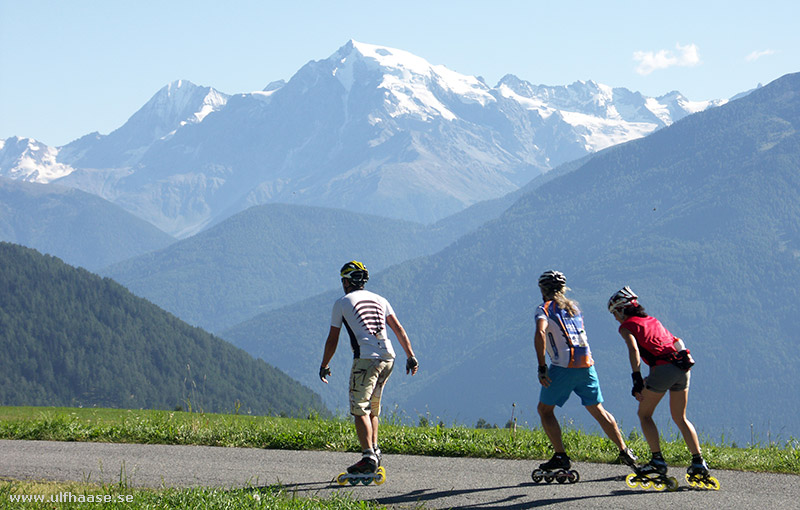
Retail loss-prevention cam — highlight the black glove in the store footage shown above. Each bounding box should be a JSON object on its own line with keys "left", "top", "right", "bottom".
{"left": 319, "top": 366, "right": 331, "bottom": 381}
{"left": 631, "top": 371, "right": 644, "bottom": 396}
{"left": 406, "top": 356, "right": 418, "bottom": 374}
{"left": 538, "top": 365, "right": 549, "bottom": 383}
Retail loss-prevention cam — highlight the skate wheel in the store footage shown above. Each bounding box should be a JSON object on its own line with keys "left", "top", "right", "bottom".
{"left": 667, "top": 477, "right": 679, "bottom": 491}
{"left": 639, "top": 478, "right": 653, "bottom": 489}
{"left": 348, "top": 477, "right": 359, "bottom": 486}
{"left": 374, "top": 467, "right": 386, "bottom": 485}
{"left": 555, "top": 470, "right": 569, "bottom": 484}
{"left": 360, "top": 477, "right": 371, "bottom": 485}
{"left": 625, "top": 473, "right": 639, "bottom": 488}
{"left": 687, "top": 473, "right": 709, "bottom": 489}
{"left": 687, "top": 474, "right": 720, "bottom": 490}
{"left": 568, "top": 470, "right": 580, "bottom": 484}
{"left": 336, "top": 472, "right": 348, "bottom": 486}
{"left": 652, "top": 481, "right": 666, "bottom": 491}
{"left": 545, "top": 474, "right": 554, "bottom": 483}
{"left": 531, "top": 471, "right": 543, "bottom": 483}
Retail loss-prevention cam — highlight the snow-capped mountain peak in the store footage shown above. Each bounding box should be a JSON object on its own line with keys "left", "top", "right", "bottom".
{"left": 495, "top": 74, "right": 729, "bottom": 151}
{"left": 55, "top": 80, "right": 231, "bottom": 170}
{"left": 331, "top": 40, "right": 495, "bottom": 121}
{"left": 140, "top": 79, "right": 229, "bottom": 133}
{"left": 0, "top": 137, "right": 75, "bottom": 183}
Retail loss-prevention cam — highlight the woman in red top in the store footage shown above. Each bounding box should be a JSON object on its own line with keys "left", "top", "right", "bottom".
{"left": 608, "top": 286, "right": 710, "bottom": 481}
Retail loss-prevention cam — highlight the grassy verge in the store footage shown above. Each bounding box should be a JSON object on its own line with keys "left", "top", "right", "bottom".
{"left": 0, "top": 406, "right": 797, "bottom": 474}
{"left": 0, "top": 480, "right": 382, "bottom": 509}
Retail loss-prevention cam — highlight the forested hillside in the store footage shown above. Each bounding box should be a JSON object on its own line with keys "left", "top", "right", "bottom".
{"left": 0, "top": 242, "right": 328, "bottom": 416}
{"left": 223, "top": 72, "right": 800, "bottom": 444}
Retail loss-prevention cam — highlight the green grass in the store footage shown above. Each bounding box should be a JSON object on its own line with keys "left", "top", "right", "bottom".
{"left": 0, "top": 480, "right": 382, "bottom": 509}
{"left": 1, "top": 406, "right": 797, "bottom": 474}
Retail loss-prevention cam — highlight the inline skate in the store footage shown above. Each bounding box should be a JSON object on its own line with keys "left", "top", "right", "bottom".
{"left": 685, "top": 458, "right": 720, "bottom": 490}
{"left": 531, "top": 454, "right": 580, "bottom": 484}
{"left": 335, "top": 456, "right": 386, "bottom": 486}
{"left": 625, "top": 458, "right": 678, "bottom": 491}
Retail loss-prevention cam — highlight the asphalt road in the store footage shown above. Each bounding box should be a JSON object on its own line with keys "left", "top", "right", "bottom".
{"left": 2, "top": 439, "right": 798, "bottom": 509}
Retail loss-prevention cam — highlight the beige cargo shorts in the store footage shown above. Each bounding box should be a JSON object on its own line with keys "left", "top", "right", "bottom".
{"left": 349, "top": 358, "right": 394, "bottom": 416}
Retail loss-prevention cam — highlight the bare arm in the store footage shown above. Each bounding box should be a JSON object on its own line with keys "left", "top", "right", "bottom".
{"left": 534, "top": 318, "right": 551, "bottom": 387}
{"left": 386, "top": 314, "right": 418, "bottom": 375}
{"left": 619, "top": 327, "right": 641, "bottom": 373}
{"left": 619, "top": 327, "right": 644, "bottom": 400}
{"left": 319, "top": 326, "right": 340, "bottom": 384}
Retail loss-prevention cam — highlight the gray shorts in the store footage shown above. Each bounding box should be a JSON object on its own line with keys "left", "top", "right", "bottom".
{"left": 645, "top": 364, "right": 691, "bottom": 393}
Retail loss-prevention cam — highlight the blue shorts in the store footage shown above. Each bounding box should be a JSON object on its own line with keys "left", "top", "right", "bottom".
{"left": 539, "top": 365, "right": 604, "bottom": 407}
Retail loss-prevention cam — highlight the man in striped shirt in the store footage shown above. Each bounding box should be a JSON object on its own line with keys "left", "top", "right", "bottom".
{"left": 320, "top": 261, "right": 418, "bottom": 474}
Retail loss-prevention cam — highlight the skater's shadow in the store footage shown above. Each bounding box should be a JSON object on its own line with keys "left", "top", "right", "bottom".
{"left": 375, "top": 479, "right": 691, "bottom": 509}
{"left": 372, "top": 483, "right": 530, "bottom": 508}
{"left": 365, "top": 476, "right": 671, "bottom": 509}
{"left": 265, "top": 476, "right": 688, "bottom": 508}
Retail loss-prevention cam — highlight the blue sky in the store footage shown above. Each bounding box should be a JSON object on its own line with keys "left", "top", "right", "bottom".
{"left": 1, "top": 0, "right": 797, "bottom": 146}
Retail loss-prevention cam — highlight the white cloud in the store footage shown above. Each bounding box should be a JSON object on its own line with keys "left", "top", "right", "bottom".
{"left": 633, "top": 43, "right": 701, "bottom": 75}
{"left": 745, "top": 49, "right": 776, "bottom": 62}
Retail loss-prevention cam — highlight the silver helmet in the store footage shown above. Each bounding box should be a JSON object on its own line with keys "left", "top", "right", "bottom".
{"left": 607, "top": 286, "right": 638, "bottom": 313}
{"left": 538, "top": 270, "right": 567, "bottom": 293}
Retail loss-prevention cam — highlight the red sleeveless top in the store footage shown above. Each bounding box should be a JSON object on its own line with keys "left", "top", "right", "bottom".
{"left": 619, "top": 315, "right": 677, "bottom": 366}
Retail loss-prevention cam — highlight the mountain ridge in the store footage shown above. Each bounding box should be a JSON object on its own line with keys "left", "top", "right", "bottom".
{"left": 1, "top": 41, "right": 730, "bottom": 237}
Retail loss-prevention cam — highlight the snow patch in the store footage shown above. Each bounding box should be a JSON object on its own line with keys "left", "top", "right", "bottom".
{"left": 559, "top": 111, "right": 658, "bottom": 151}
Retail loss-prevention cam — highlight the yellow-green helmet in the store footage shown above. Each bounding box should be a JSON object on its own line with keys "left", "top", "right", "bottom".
{"left": 340, "top": 260, "right": 369, "bottom": 286}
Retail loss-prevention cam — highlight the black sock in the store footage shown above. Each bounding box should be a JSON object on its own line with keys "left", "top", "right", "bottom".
{"left": 651, "top": 451, "right": 664, "bottom": 461}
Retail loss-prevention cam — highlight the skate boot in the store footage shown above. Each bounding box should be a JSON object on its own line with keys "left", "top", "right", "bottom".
{"left": 531, "top": 453, "right": 579, "bottom": 484}
{"left": 347, "top": 455, "right": 378, "bottom": 474}
{"left": 625, "top": 457, "right": 678, "bottom": 491}
{"left": 637, "top": 457, "right": 667, "bottom": 476}
{"left": 614, "top": 447, "right": 638, "bottom": 468}
{"left": 686, "top": 456, "right": 720, "bottom": 490}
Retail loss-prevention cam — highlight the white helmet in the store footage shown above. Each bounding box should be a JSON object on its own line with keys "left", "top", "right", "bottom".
{"left": 607, "top": 286, "right": 638, "bottom": 314}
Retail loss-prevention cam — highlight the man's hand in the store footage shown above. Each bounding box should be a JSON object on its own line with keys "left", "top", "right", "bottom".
{"left": 319, "top": 366, "right": 331, "bottom": 384}
{"left": 406, "top": 356, "right": 419, "bottom": 375}
{"left": 538, "top": 365, "right": 551, "bottom": 387}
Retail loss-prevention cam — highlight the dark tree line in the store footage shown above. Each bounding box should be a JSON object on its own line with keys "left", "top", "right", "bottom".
{"left": 0, "top": 242, "right": 328, "bottom": 417}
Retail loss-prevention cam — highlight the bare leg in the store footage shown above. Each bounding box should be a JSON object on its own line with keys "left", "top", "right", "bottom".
{"left": 538, "top": 402, "right": 565, "bottom": 453}
{"left": 637, "top": 389, "right": 666, "bottom": 453}
{"left": 669, "top": 389, "right": 701, "bottom": 455}
{"left": 370, "top": 414, "right": 380, "bottom": 448}
{"left": 585, "top": 403, "right": 627, "bottom": 450}
{"left": 353, "top": 414, "right": 373, "bottom": 451}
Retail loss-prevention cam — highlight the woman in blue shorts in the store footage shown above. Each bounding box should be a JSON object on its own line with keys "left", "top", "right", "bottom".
{"left": 533, "top": 271, "right": 637, "bottom": 473}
